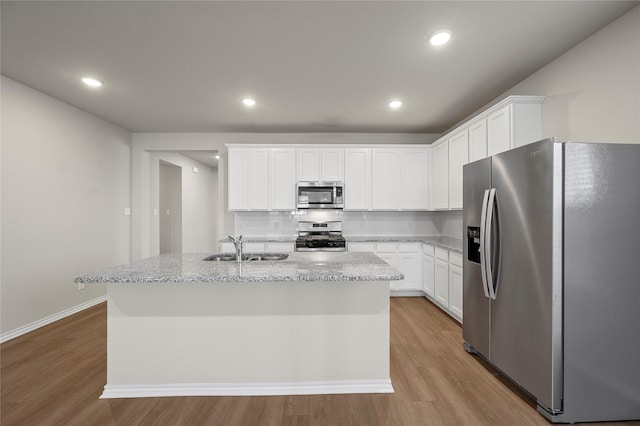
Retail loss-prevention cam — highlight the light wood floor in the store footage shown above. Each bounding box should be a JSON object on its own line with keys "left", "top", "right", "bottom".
{"left": 1, "top": 297, "right": 635, "bottom": 426}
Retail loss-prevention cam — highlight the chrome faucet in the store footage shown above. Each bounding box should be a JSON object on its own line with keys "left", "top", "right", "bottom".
{"left": 229, "top": 235, "right": 243, "bottom": 263}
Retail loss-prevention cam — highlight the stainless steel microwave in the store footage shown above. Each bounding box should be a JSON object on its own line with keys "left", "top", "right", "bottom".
{"left": 297, "top": 182, "right": 344, "bottom": 209}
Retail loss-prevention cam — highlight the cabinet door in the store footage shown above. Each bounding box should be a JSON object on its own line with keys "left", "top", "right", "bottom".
{"left": 348, "top": 241, "right": 376, "bottom": 252}
{"left": 320, "top": 149, "right": 344, "bottom": 182}
{"left": 422, "top": 253, "right": 435, "bottom": 299}
{"left": 449, "top": 263, "right": 463, "bottom": 322}
{"left": 487, "top": 104, "right": 512, "bottom": 156}
{"left": 372, "top": 149, "right": 400, "bottom": 210}
{"left": 344, "top": 148, "right": 371, "bottom": 210}
{"left": 397, "top": 252, "right": 421, "bottom": 291}
{"left": 296, "top": 149, "right": 320, "bottom": 181}
{"left": 448, "top": 129, "right": 469, "bottom": 210}
{"left": 434, "top": 259, "right": 449, "bottom": 309}
{"left": 220, "top": 242, "right": 235, "bottom": 253}
{"left": 269, "top": 148, "right": 296, "bottom": 210}
{"left": 468, "top": 118, "right": 488, "bottom": 162}
{"left": 432, "top": 141, "right": 449, "bottom": 209}
{"left": 244, "top": 242, "right": 266, "bottom": 253}
{"left": 401, "top": 149, "right": 428, "bottom": 210}
{"left": 377, "top": 252, "right": 400, "bottom": 291}
{"left": 265, "top": 242, "right": 294, "bottom": 253}
{"left": 228, "top": 149, "right": 249, "bottom": 210}
{"left": 249, "top": 149, "right": 269, "bottom": 210}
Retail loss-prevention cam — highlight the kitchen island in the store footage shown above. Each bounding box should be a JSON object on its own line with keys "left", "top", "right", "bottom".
{"left": 75, "top": 252, "right": 402, "bottom": 398}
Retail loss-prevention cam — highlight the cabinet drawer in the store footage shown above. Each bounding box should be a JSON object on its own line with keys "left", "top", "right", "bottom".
{"left": 265, "top": 242, "right": 294, "bottom": 253}
{"left": 376, "top": 242, "right": 397, "bottom": 253}
{"left": 244, "top": 242, "right": 266, "bottom": 253}
{"left": 220, "top": 242, "right": 235, "bottom": 253}
{"left": 422, "top": 243, "right": 434, "bottom": 256}
{"left": 435, "top": 247, "right": 449, "bottom": 261}
{"left": 397, "top": 242, "right": 420, "bottom": 253}
{"left": 348, "top": 242, "right": 376, "bottom": 252}
{"left": 450, "top": 252, "right": 463, "bottom": 268}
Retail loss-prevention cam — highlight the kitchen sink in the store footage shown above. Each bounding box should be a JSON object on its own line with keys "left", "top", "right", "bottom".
{"left": 203, "top": 253, "right": 289, "bottom": 262}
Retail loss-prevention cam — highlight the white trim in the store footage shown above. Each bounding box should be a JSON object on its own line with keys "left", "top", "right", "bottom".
{"left": 390, "top": 290, "right": 424, "bottom": 297}
{"left": 0, "top": 295, "right": 107, "bottom": 343}
{"left": 101, "top": 379, "right": 394, "bottom": 399}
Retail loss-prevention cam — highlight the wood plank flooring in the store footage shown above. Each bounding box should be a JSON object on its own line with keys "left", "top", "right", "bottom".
{"left": 1, "top": 297, "right": 635, "bottom": 425}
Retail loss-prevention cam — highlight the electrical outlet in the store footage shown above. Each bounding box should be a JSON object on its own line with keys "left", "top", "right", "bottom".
{"left": 78, "top": 283, "right": 85, "bottom": 290}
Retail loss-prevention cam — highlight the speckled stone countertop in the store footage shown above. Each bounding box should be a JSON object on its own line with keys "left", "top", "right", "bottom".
{"left": 219, "top": 236, "right": 297, "bottom": 243}
{"left": 219, "top": 235, "right": 462, "bottom": 253}
{"left": 75, "top": 252, "right": 404, "bottom": 284}
{"left": 347, "top": 236, "right": 463, "bottom": 253}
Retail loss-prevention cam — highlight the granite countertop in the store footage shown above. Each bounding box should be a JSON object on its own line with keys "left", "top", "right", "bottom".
{"left": 219, "top": 236, "right": 297, "bottom": 243}
{"left": 347, "top": 236, "right": 463, "bottom": 253}
{"left": 219, "top": 235, "right": 462, "bottom": 253}
{"left": 75, "top": 252, "right": 404, "bottom": 284}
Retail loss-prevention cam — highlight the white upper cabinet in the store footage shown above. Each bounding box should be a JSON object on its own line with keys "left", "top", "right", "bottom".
{"left": 432, "top": 140, "right": 449, "bottom": 210}
{"left": 487, "top": 104, "right": 511, "bottom": 156}
{"left": 228, "top": 148, "right": 249, "bottom": 211}
{"left": 228, "top": 147, "right": 293, "bottom": 211}
{"left": 468, "top": 118, "right": 487, "bottom": 163}
{"left": 296, "top": 148, "right": 344, "bottom": 182}
{"left": 228, "top": 148, "right": 269, "bottom": 211}
{"left": 320, "top": 149, "right": 344, "bottom": 182}
{"left": 372, "top": 149, "right": 400, "bottom": 210}
{"left": 400, "top": 148, "right": 429, "bottom": 210}
{"left": 486, "top": 97, "right": 544, "bottom": 156}
{"left": 427, "top": 96, "right": 543, "bottom": 211}
{"left": 248, "top": 149, "right": 269, "bottom": 210}
{"left": 296, "top": 149, "right": 320, "bottom": 181}
{"left": 269, "top": 148, "right": 296, "bottom": 210}
{"left": 448, "top": 129, "right": 469, "bottom": 210}
{"left": 344, "top": 148, "right": 371, "bottom": 211}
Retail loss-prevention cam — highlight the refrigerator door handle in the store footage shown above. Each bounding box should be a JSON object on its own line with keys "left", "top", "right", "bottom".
{"left": 485, "top": 188, "right": 498, "bottom": 300}
{"left": 479, "top": 189, "right": 491, "bottom": 299}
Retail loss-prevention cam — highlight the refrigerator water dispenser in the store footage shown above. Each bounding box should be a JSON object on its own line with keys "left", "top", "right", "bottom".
{"left": 467, "top": 227, "right": 481, "bottom": 263}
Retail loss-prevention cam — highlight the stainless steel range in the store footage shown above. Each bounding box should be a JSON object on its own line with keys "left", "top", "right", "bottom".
{"left": 295, "top": 221, "right": 346, "bottom": 252}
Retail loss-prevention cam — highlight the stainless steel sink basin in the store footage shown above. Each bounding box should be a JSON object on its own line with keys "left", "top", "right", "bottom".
{"left": 246, "top": 254, "right": 289, "bottom": 261}
{"left": 203, "top": 254, "right": 237, "bottom": 261}
{"left": 203, "top": 253, "right": 289, "bottom": 262}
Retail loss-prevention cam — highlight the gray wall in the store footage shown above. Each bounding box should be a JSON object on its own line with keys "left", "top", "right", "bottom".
{"left": 458, "top": 6, "right": 640, "bottom": 143}
{"left": 1, "top": 76, "right": 131, "bottom": 336}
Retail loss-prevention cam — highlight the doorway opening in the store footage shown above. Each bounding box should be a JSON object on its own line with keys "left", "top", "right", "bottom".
{"left": 159, "top": 161, "right": 182, "bottom": 254}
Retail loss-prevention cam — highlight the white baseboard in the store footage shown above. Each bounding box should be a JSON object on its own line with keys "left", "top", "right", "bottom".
{"left": 0, "top": 295, "right": 107, "bottom": 343}
{"left": 101, "top": 379, "right": 394, "bottom": 398}
{"left": 390, "top": 290, "right": 425, "bottom": 297}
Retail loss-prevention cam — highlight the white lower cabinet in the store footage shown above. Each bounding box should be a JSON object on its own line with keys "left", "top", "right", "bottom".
{"left": 348, "top": 241, "right": 422, "bottom": 294}
{"left": 395, "top": 243, "right": 422, "bottom": 292}
{"left": 448, "top": 253, "right": 463, "bottom": 322}
{"left": 423, "top": 244, "right": 462, "bottom": 323}
{"left": 220, "top": 241, "right": 294, "bottom": 253}
{"left": 422, "top": 244, "right": 435, "bottom": 299}
{"left": 265, "top": 242, "right": 294, "bottom": 253}
{"left": 434, "top": 257, "right": 449, "bottom": 309}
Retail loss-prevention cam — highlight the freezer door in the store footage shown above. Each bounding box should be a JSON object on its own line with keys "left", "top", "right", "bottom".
{"left": 489, "top": 139, "right": 563, "bottom": 413}
{"left": 559, "top": 143, "right": 640, "bottom": 422}
{"left": 462, "top": 158, "right": 491, "bottom": 357}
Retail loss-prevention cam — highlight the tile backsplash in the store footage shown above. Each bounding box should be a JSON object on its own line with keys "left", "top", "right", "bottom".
{"left": 234, "top": 210, "right": 463, "bottom": 239}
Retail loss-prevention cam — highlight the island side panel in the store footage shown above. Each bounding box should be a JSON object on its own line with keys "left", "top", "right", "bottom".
{"left": 106, "top": 281, "right": 390, "bottom": 391}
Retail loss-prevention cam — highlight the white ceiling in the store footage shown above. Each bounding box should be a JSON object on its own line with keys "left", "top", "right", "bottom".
{"left": 1, "top": 1, "right": 637, "bottom": 134}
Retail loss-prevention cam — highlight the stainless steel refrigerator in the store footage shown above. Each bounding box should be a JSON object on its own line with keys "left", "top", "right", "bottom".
{"left": 463, "top": 138, "right": 640, "bottom": 423}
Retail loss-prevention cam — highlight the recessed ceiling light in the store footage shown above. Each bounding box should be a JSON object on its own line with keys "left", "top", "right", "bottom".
{"left": 81, "top": 76, "right": 103, "bottom": 88}
{"left": 429, "top": 29, "right": 453, "bottom": 46}
{"left": 389, "top": 100, "right": 402, "bottom": 109}
{"left": 242, "top": 98, "right": 256, "bottom": 107}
